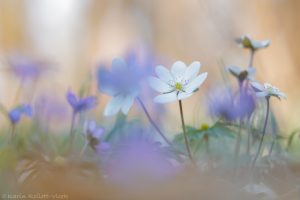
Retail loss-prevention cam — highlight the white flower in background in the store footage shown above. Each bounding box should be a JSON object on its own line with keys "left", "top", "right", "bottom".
{"left": 251, "top": 82, "right": 287, "bottom": 100}
{"left": 148, "top": 61, "right": 208, "bottom": 103}
{"left": 227, "top": 66, "right": 256, "bottom": 81}
{"left": 236, "top": 35, "right": 270, "bottom": 51}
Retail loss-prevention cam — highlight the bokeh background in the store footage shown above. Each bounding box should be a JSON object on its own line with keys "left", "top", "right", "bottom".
{"left": 0, "top": 0, "right": 299, "bottom": 134}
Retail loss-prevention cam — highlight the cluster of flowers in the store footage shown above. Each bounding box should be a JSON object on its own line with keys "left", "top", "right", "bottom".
{"left": 4, "top": 35, "right": 286, "bottom": 169}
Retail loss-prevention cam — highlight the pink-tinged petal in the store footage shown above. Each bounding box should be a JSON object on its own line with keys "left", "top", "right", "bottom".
{"left": 185, "top": 61, "right": 200, "bottom": 81}
{"left": 155, "top": 65, "right": 173, "bottom": 83}
{"left": 171, "top": 61, "right": 187, "bottom": 77}
{"left": 121, "top": 95, "right": 135, "bottom": 114}
{"left": 250, "top": 82, "right": 264, "bottom": 92}
{"left": 185, "top": 72, "right": 208, "bottom": 93}
{"left": 104, "top": 95, "right": 124, "bottom": 116}
{"left": 148, "top": 76, "right": 172, "bottom": 93}
{"left": 256, "top": 91, "right": 268, "bottom": 98}
{"left": 153, "top": 92, "right": 177, "bottom": 104}
{"left": 177, "top": 92, "right": 193, "bottom": 100}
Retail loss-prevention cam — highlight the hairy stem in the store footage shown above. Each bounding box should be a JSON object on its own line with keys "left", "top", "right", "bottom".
{"left": 178, "top": 100, "right": 194, "bottom": 163}
{"left": 136, "top": 97, "right": 172, "bottom": 146}
{"left": 249, "top": 50, "right": 255, "bottom": 68}
{"left": 252, "top": 97, "right": 270, "bottom": 169}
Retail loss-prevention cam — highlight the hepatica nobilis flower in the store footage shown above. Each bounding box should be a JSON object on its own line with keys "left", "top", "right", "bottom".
{"left": 66, "top": 90, "right": 97, "bottom": 114}
{"left": 7, "top": 54, "right": 51, "bottom": 80}
{"left": 236, "top": 35, "right": 270, "bottom": 51}
{"left": 8, "top": 104, "right": 32, "bottom": 125}
{"left": 250, "top": 82, "right": 287, "bottom": 100}
{"left": 84, "top": 120, "right": 110, "bottom": 152}
{"left": 227, "top": 66, "right": 256, "bottom": 82}
{"left": 98, "top": 58, "right": 147, "bottom": 116}
{"left": 148, "top": 61, "right": 208, "bottom": 103}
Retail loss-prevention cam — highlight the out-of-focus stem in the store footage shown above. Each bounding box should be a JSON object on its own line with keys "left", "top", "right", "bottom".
{"left": 249, "top": 50, "right": 255, "bottom": 68}
{"left": 178, "top": 100, "right": 194, "bottom": 164}
{"left": 10, "top": 124, "right": 16, "bottom": 143}
{"left": 252, "top": 97, "right": 270, "bottom": 169}
{"left": 69, "top": 111, "right": 76, "bottom": 153}
{"left": 234, "top": 81, "right": 243, "bottom": 163}
{"left": 136, "top": 97, "right": 172, "bottom": 146}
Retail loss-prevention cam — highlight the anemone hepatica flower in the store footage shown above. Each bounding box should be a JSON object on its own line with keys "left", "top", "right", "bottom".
{"left": 250, "top": 82, "right": 287, "bottom": 100}
{"left": 207, "top": 86, "right": 256, "bottom": 120}
{"left": 148, "top": 61, "right": 208, "bottom": 103}
{"left": 83, "top": 120, "right": 109, "bottom": 152}
{"left": 236, "top": 35, "right": 270, "bottom": 51}
{"left": 98, "top": 58, "right": 148, "bottom": 116}
{"left": 66, "top": 90, "right": 97, "bottom": 113}
{"left": 227, "top": 66, "right": 256, "bottom": 82}
{"left": 7, "top": 54, "right": 50, "bottom": 80}
{"left": 8, "top": 104, "right": 32, "bottom": 125}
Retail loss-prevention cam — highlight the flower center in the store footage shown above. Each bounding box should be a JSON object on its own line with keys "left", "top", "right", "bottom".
{"left": 175, "top": 82, "right": 183, "bottom": 91}
{"left": 239, "top": 70, "right": 248, "bottom": 81}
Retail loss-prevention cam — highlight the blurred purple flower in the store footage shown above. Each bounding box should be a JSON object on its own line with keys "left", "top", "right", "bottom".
{"left": 66, "top": 90, "right": 97, "bottom": 114}
{"left": 83, "top": 120, "right": 110, "bottom": 152}
{"left": 106, "top": 131, "right": 176, "bottom": 189}
{"left": 207, "top": 86, "right": 256, "bottom": 121}
{"left": 7, "top": 54, "right": 51, "bottom": 80}
{"left": 97, "top": 50, "right": 153, "bottom": 116}
{"left": 8, "top": 104, "right": 32, "bottom": 125}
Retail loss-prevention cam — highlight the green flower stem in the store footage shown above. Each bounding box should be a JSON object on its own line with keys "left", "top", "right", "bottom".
{"left": 269, "top": 139, "right": 275, "bottom": 156}
{"left": 10, "top": 124, "right": 16, "bottom": 143}
{"left": 252, "top": 97, "right": 270, "bottom": 169}
{"left": 136, "top": 97, "right": 172, "bottom": 146}
{"left": 178, "top": 100, "right": 194, "bottom": 163}
{"left": 69, "top": 112, "right": 77, "bottom": 153}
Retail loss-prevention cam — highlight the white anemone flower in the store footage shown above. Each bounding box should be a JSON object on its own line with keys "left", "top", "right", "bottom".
{"left": 148, "top": 61, "right": 208, "bottom": 103}
{"left": 227, "top": 66, "right": 256, "bottom": 81}
{"left": 250, "top": 82, "right": 287, "bottom": 100}
{"left": 236, "top": 35, "right": 270, "bottom": 50}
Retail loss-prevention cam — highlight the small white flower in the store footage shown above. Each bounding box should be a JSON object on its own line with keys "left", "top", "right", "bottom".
{"left": 236, "top": 35, "right": 270, "bottom": 50}
{"left": 148, "top": 61, "right": 208, "bottom": 103}
{"left": 227, "top": 66, "right": 256, "bottom": 81}
{"left": 251, "top": 82, "right": 287, "bottom": 100}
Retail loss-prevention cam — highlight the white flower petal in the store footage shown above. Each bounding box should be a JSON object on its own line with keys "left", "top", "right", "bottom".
{"left": 153, "top": 92, "right": 177, "bottom": 104}
{"left": 185, "top": 61, "right": 200, "bottom": 81}
{"left": 177, "top": 92, "right": 194, "bottom": 100}
{"left": 104, "top": 95, "right": 124, "bottom": 116}
{"left": 121, "top": 95, "right": 135, "bottom": 114}
{"left": 112, "top": 58, "right": 127, "bottom": 72}
{"left": 148, "top": 76, "right": 171, "bottom": 93}
{"left": 250, "top": 82, "right": 264, "bottom": 92}
{"left": 256, "top": 91, "right": 268, "bottom": 98}
{"left": 171, "top": 61, "right": 187, "bottom": 77}
{"left": 185, "top": 72, "right": 208, "bottom": 93}
{"left": 247, "top": 67, "right": 256, "bottom": 77}
{"left": 252, "top": 40, "right": 270, "bottom": 49}
{"left": 155, "top": 65, "right": 173, "bottom": 83}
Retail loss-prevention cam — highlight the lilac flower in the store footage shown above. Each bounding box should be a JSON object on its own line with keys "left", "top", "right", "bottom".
{"left": 83, "top": 120, "right": 109, "bottom": 152}
{"left": 8, "top": 104, "right": 32, "bottom": 125}
{"left": 105, "top": 131, "right": 176, "bottom": 189}
{"left": 66, "top": 90, "right": 97, "bottom": 114}
{"left": 207, "top": 86, "right": 256, "bottom": 120}
{"left": 97, "top": 57, "right": 149, "bottom": 116}
{"left": 7, "top": 54, "right": 50, "bottom": 80}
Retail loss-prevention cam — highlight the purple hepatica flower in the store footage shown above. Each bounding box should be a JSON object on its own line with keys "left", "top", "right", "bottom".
{"left": 207, "top": 86, "right": 256, "bottom": 121}
{"left": 83, "top": 120, "right": 110, "bottom": 152}
{"left": 97, "top": 56, "right": 151, "bottom": 116}
{"left": 8, "top": 104, "right": 32, "bottom": 125}
{"left": 105, "top": 132, "right": 176, "bottom": 189}
{"left": 66, "top": 90, "right": 97, "bottom": 114}
{"left": 7, "top": 54, "right": 50, "bottom": 80}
